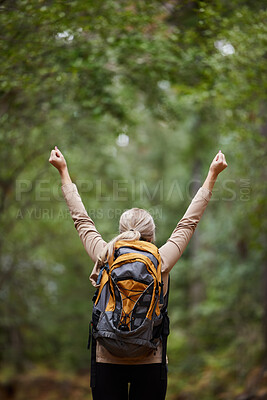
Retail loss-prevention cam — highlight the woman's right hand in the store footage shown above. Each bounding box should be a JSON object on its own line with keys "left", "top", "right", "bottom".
{"left": 49, "top": 146, "right": 67, "bottom": 172}
{"left": 209, "top": 150, "right": 228, "bottom": 177}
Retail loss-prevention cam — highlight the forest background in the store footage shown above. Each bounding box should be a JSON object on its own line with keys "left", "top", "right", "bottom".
{"left": 0, "top": 1, "right": 267, "bottom": 399}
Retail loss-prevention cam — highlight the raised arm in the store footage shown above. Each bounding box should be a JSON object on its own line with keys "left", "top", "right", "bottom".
{"left": 159, "top": 150, "right": 228, "bottom": 273}
{"left": 49, "top": 146, "right": 106, "bottom": 263}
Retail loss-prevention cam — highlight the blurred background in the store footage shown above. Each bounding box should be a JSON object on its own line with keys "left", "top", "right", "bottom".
{"left": 0, "top": 0, "right": 266, "bottom": 399}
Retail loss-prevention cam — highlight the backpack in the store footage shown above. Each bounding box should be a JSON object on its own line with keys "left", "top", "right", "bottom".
{"left": 88, "top": 239, "right": 170, "bottom": 387}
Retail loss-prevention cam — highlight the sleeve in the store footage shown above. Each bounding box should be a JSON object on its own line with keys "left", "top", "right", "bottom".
{"left": 61, "top": 183, "right": 107, "bottom": 263}
{"left": 159, "top": 186, "right": 212, "bottom": 273}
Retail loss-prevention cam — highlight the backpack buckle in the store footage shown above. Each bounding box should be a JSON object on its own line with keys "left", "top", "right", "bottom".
{"left": 96, "top": 262, "right": 109, "bottom": 285}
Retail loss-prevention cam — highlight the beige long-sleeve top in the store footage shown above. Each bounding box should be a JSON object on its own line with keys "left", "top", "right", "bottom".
{"left": 61, "top": 183, "right": 212, "bottom": 364}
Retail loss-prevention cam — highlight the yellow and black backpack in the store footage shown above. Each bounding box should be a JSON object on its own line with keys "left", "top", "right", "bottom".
{"left": 88, "top": 240, "right": 170, "bottom": 387}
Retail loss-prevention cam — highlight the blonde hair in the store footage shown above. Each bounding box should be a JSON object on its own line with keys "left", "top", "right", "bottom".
{"left": 97, "top": 208, "right": 155, "bottom": 267}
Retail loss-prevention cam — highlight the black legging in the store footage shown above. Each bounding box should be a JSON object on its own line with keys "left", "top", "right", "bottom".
{"left": 92, "top": 362, "right": 168, "bottom": 400}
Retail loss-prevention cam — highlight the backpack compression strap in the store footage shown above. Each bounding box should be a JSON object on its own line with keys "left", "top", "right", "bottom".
{"left": 90, "top": 332, "right": 97, "bottom": 388}
{"left": 161, "top": 275, "right": 170, "bottom": 379}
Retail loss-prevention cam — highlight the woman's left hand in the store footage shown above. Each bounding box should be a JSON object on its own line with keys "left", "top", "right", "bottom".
{"left": 49, "top": 146, "right": 67, "bottom": 172}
